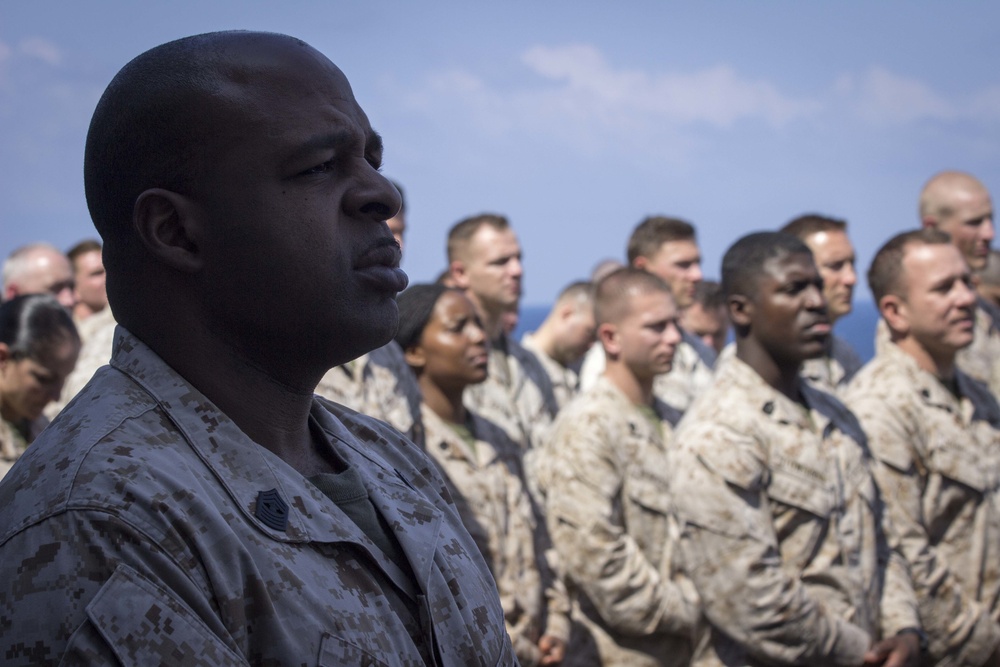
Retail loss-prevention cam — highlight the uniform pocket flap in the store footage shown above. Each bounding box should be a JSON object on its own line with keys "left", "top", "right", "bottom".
{"left": 767, "top": 465, "right": 834, "bottom": 518}
{"left": 927, "top": 434, "right": 986, "bottom": 491}
{"left": 87, "top": 564, "right": 247, "bottom": 667}
{"left": 626, "top": 473, "right": 672, "bottom": 515}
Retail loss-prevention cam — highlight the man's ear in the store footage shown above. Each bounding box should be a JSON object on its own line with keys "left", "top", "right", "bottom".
{"left": 0, "top": 342, "right": 11, "bottom": 370}
{"left": 728, "top": 294, "right": 753, "bottom": 328}
{"left": 133, "top": 188, "right": 204, "bottom": 273}
{"left": 404, "top": 344, "right": 426, "bottom": 371}
{"left": 448, "top": 260, "right": 470, "bottom": 290}
{"left": 598, "top": 322, "right": 620, "bottom": 357}
{"left": 632, "top": 256, "right": 649, "bottom": 272}
{"left": 880, "top": 294, "right": 909, "bottom": 336}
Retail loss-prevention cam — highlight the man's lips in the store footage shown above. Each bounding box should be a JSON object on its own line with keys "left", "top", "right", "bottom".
{"left": 354, "top": 238, "right": 408, "bottom": 292}
{"left": 354, "top": 238, "right": 402, "bottom": 270}
{"left": 803, "top": 320, "right": 832, "bottom": 335}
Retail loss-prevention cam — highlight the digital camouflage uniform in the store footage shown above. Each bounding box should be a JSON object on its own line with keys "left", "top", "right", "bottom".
{"left": 956, "top": 297, "right": 1000, "bottom": 400}
{"left": 464, "top": 332, "right": 559, "bottom": 452}
{"left": 540, "top": 376, "right": 698, "bottom": 666}
{"left": 521, "top": 332, "right": 579, "bottom": 410}
{"left": 670, "top": 356, "right": 919, "bottom": 667}
{"left": 421, "top": 405, "right": 570, "bottom": 666}
{"left": 579, "top": 329, "right": 714, "bottom": 412}
{"left": 0, "top": 328, "right": 514, "bottom": 666}
{"left": 846, "top": 342, "right": 1000, "bottom": 667}
{"left": 315, "top": 340, "right": 424, "bottom": 448}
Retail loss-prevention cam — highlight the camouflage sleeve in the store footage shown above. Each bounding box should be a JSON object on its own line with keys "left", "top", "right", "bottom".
{"left": 847, "top": 391, "right": 1000, "bottom": 667}
{"left": 544, "top": 414, "right": 698, "bottom": 638}
{"left": 671, "top": 422, "right": 872, "bottom": 667}
{"left": 0, "top": 512, "right": 245, "bottom": 667}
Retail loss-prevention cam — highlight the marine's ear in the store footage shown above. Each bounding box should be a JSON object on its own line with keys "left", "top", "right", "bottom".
{"left": 133, "top": 188, "right": 204, "bottom": 273}
{"left": 598, "top": 322, "right": 620, "bottom": 358}
{"left": 727, "top": 293, "right": 753, "bottom": 328}
{"left": 404, "top": 344, "right": 426, "bottom": 371}
{"left": 879, "top": 294, "right": 910, "bottom": 337}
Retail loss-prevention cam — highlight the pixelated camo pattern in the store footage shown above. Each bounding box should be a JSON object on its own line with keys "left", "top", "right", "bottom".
{"left": 846, "top": 342, "right": 1000, "bottom": 667}
{"left": 0, "top": 327, "right": 514, "bottom": 666}
{"left": 540, "top": 376, "right": 698, "bottom": 667}
{"left": 670, "top": 356, "right": 919, "bottom": 667}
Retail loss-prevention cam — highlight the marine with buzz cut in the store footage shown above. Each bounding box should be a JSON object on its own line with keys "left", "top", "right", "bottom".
{"left": 539, "top": 267, "right": 698, "bottom": 666}
{"left": 846, "top": 228, "right": 1000, "bottom": 667}
{"left": 670, "top": 231, "right": 923, "bottom": 667}
{"left": 580, "top": 215, "right": 715, "bottom": 412}
{"left": 920, "top": 170, "right": 1000, "bottom": 397}
{"left": 0, "top": 30, "right": 513, "bottom": 665}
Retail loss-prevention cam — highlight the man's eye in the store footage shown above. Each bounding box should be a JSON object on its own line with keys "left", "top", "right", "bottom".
{"left": 301, "top": 160, "right": 335, "bottom": 176}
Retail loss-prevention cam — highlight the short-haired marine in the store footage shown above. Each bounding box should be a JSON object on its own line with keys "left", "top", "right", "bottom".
{"left": 846, "top": 228, "right": 1000, "bottom": 667}
{"left": 669, "top": 231, "right": 923, "bottom": 667}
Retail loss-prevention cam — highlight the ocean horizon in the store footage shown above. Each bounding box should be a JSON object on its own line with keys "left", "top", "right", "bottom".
{"left": 515, "top": 300, "right": 879, "bottom": 363}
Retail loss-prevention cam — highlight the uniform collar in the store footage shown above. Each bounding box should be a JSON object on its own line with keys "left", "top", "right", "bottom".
{"left": 882, "top": 340, "right": 1000, "bottom": 428}
{"left": 721, "top": 355, "right": 867, "bottom": 447}
{"left": 109, "top": 328, "right": 443, "bottom": 586}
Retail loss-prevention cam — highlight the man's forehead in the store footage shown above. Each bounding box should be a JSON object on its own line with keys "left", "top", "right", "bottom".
{"left": 652, "top": 239, "right": 698, "bottom": 260}
{"left": 469, "top": 227, "right": 519, "bottom": 259}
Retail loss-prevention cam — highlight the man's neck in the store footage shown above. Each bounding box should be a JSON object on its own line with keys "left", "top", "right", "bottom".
{"left": 527, "top": 320, "right": 563, "bottom": 366}
{"left": 736, "top": 340, "right": 802, "bottom": 403}
{"left": 130, "top": 316, "right": 335, "bottom": 477}
{"left": 604, "top": 361, "right": 654, "bottom": 406}
{"left": 894, "top": 336, "right": 957, "bottom": 383}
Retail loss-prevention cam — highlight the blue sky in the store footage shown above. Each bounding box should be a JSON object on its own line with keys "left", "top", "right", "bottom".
{"left": 3, "top": 2, "right": 1000, "bottom": 305}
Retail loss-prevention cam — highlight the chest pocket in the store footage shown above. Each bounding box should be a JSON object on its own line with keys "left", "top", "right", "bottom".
{"left": 767, "top": 462, "right": 834, "bottom": 519}
{"left": 318, "top": 633, "right": 391, "bottom": 667}
{"left": 925, "top": 431, "right": 987, "bottom": 492}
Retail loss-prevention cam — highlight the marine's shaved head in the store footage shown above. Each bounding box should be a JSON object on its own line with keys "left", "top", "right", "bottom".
{"left": 84, "top": 31, "right": 334, "bottom": 281}
{"left": 594, "top": 268, "right": 672, "bottom": 326}
{"left": 919, "top": 171, "right": 989, "bottom": 222}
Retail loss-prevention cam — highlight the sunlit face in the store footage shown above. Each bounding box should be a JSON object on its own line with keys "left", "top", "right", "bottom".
{"left": 0, "top": 337, "right": 80, "bottom": 423}
{"left": 746, "top": 252, "right": 830, "bottom": 365}
{"left": 637, "top": 240, "right": 702, "bottom": 309}
{"left": 186, "top": 37, "right": 404, "bottom": 370}
{"left": 895, "top": 243, "right": 976, "bottom": 356}
{"left": 8, "top": 250, "right": 75, "bottom": 309}
{"left": 454, "top": 226, "right": 523, "bottom": 315}
{"left": 680, "top": 301, "right": 728, "bottom": 353}
{"left": 935, "top": 183, "right": 994, "bottom": 271}
{"left": 72, "top": 249, "right": 108, "bottom": 313}
{"left": 415, "top": 290, "right": 489, "bottom": 391}
{"left": 805, "top": 229, "right": 856, "bottom": 322}
{"left": 614, "top": 289, "right": 682, "bottom": 382}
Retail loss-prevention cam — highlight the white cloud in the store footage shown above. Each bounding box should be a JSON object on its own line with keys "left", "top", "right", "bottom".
{"left": 18, "top": 37, "right": 61, "bottom": 66}
{"left": 520, "top": 44, "right": 818, "bottom": 128}
{"left": 836, "top": 67, "right": 1000, "bottom": 124}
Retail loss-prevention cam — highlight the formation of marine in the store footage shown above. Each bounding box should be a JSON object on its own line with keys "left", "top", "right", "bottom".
{"left": 1, "top": 29, "right": 999, "bottom": 667}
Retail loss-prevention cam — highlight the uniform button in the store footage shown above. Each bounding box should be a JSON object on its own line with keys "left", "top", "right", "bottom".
{"left": 763, "top": 401, "right": 775, "bottom": 414}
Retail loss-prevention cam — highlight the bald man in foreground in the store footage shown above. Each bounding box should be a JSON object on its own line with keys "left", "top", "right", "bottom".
{"left": 920, "top": 170, "right": 1000, "bottom": 397}
{"left": 0, "top": 31, "right": 512, "bottom": 665}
